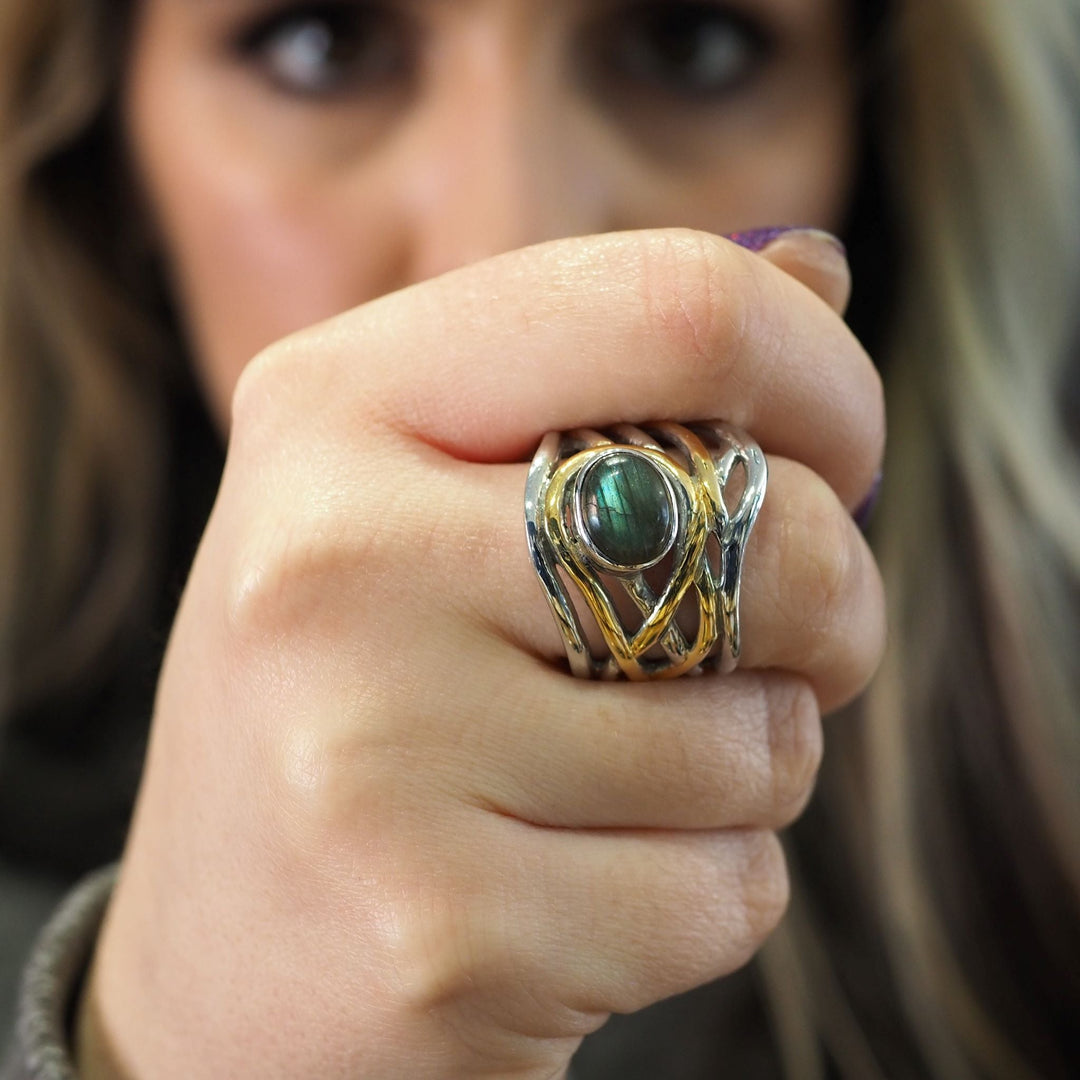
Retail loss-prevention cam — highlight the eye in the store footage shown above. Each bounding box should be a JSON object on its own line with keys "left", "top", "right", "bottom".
{"left": 235, "top": 2, "right": 411, "bottom": 97}
{"left": 589, "top": 1, "right": 773, "bottom": 100}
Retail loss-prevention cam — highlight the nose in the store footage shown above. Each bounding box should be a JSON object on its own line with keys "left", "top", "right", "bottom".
{"left": 390, "top": 28, "right": 619, "bottom": 282}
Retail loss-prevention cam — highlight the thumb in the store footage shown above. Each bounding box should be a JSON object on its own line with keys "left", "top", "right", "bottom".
{"left": 725, "top": 227, "right": 852, "bottom": 316}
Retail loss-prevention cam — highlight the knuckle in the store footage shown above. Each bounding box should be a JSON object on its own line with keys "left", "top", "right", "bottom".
{"left": 262, "top": 722, "right": 363, "bottom": 852}
{"left": 765, "top": 678, "right": 823, "bottom": 826}
{"left": 230, "top": 332, "right": 346, "bottom": 452}
{"left": 267, "top": 723, "right": 338, "bottom": 815}
{"left": 796, "top": 479, "right": 886, "bottom": 705}
{"left": 229, "top": 341, "right": 296, "bottom": 442}
{"left": 838, "top": 553, "right": 888, "bottom": 705}
{"left": 387, "top": 899, "right": 497, "bottom": 1016}
{"left": 220, "top": 473, "right": 419, "bottom": 650}
{"left": 580, "top": 831, "right": 791, "bottom": 1012}
{"left": 780, "top": 473, "right": 861, "bottom": 667}
{"left": 805, "top": 482, "right": 858, "bottom": 619}
{"left": 223, "top": 499, "right": 353, "bottom": 643}
{"left": 736, "top": 830, "right": 790, "bottom": 950}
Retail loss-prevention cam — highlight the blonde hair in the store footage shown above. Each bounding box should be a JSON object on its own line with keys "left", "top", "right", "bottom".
{"left": 762, "top": 1, "right": 1080, "bottom": 1076}
{"left": 1, "top": 0, "right": 1078, "bottom": 1076}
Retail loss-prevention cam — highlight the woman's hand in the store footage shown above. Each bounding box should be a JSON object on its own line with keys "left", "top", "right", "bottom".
{"left": 77, "top": 229, "right": 884, "bottom": 1080}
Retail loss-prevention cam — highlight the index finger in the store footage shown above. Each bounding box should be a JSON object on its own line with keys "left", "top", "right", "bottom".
{"left": 263, "top": 228, "right": 884, "bottom": 509}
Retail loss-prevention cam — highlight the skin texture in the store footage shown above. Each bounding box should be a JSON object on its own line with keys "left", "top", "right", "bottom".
{"left": 78, "top": 3, "right": 885, "bottom": 1078}
{"left": 124, "top": 0, "right": 857, "bottom": 425}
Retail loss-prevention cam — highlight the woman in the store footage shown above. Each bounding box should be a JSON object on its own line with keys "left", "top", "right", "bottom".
{"left": 1, "top": 0, "right": 1078, "bottom": 1077}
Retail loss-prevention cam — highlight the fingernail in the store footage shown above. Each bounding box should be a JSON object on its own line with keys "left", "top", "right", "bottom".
{"left": 726, "top": 226, "right": 846, "bottom": 258}
{"left": 854, "top": 471, "right": 883, "bottom": 532}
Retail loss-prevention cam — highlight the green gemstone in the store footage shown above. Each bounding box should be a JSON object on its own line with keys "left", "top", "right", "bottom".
{"left": 580, "top": 452, "right": 675, "bottom": 569}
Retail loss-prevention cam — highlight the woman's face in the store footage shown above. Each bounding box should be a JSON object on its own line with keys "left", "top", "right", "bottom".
{"left": 124, "top": 0, "right": 857, "bottom": 427}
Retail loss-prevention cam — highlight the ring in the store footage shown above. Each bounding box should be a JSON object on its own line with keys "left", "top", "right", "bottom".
{"left": 525, "top": 421, "right": 767, "bottom": 680}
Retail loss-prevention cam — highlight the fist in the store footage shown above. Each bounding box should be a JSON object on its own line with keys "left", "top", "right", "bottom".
{"left": 80, "top": 229, "right": 884, "bottom": 1080}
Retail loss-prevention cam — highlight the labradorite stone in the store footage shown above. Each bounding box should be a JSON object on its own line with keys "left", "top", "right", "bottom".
{"left": 580, "top": 452, "right": 674, "bottom": 568}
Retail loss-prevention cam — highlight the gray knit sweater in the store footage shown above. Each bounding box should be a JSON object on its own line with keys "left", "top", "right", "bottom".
{"left": 1, "top": 867, "right": 114, "bottom": 1080}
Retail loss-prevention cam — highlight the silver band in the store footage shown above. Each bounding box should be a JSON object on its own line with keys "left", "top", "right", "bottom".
{"left": 525, "top": 421, "right": 766, "bottom": 680}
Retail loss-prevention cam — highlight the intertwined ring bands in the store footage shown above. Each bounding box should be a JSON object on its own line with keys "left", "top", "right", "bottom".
{"left": 525, "top": 421, "right": 767, "bottom": 680}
